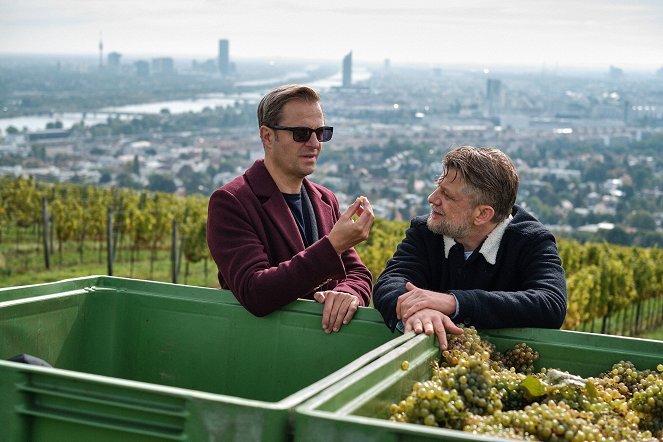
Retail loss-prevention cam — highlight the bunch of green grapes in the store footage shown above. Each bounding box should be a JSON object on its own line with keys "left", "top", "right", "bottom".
{"left": 388, "top": 377, "right": 467, "bottom": 429}
{"left": 432, "top": 358, "right": 503, "bottom": 416}
{"left": 442, "top": 326, "right": 494, "bottom": 366}
{"left": 592, "top": 413, "right": 659, "bottom": 442}
{"left": 491, "top": 368, "right": 529, "bottom": 411}
{"left": 494, "top": 342, "right": 540, "bottom": 374}
{"left": 628, "top": 370, "right": 663, "bottom": 437}
{"left": 599, "top": 360, "right": 652, "bottom": 397}
{"left": 629, "top": 375, "right": 663, "bottom": 414}
{"left": 388, "top": 327, "right": 663, "bottom": 441}
{"left": 464, "top": 400, "right": 658, "bottom": 442}
{"left": 636, "top": 413, "right": 663, "bottom": 440}
{"left": 592, "top": 361, "right": 663, "bottom": 436}
{"left": 464, "top": 400, "right": 584, "bottom": 441}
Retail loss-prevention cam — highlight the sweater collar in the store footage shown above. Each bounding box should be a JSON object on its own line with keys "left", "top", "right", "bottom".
{"left": 443, "top": 215, "right": 513, "bottom": 265}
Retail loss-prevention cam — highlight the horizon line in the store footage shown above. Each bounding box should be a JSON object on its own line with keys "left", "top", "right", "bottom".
{"left": 1, "top": 51, "right": 662, "bottom": 74}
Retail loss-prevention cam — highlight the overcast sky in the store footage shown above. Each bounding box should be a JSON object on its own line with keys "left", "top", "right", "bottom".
{"left": 2, "top": 0, "right": 662, "bottom": 70}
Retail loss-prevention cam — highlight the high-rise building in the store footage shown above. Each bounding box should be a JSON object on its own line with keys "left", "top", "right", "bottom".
{"left": 218, "top": 39, "right": 230, "bottom": 76}
{"left": 609, "top": 65, "right": 624, "bottom": 80}
{"left": 486, "top": 78, "right": 503, "bottom": 120}
{"left": 98, "top": 33, "right": 104, "bottom": 69}
{"left": 152, "top": 58, "right": 175, "bottom": 75}
{"left": 107, "top": 52, "right": 121, "bottom": 72}
{"left": 342, "top": 51, "right": 352, "bottom": 88}
{"left": 134, "top": 60, "right": 150, "bottom": 77}
{"left": 623, "top": 100, "right": 631, "bottom": 125}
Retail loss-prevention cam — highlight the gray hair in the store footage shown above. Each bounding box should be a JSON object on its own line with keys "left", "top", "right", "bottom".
{"left": 442, "top": 146, "right": 519, "bottom": 223}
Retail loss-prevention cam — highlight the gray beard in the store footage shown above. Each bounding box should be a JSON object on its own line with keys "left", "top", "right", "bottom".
{"left": 426, "top": 214, "right": 471, "bottom": 239}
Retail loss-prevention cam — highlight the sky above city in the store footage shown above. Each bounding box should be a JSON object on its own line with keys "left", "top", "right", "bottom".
{"left": 2, "top": 0, "right": 662, "bottom": 71}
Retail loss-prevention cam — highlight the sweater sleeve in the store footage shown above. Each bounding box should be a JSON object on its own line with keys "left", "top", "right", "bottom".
{"left": 453, "top": 232, "right": 567, "bottom": 329}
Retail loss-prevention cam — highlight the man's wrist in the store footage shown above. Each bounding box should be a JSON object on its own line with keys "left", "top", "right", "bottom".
{"left": 326, "top": 233, "right": 344, "bottom": 255}
{"left": 448, "top": 291, "right": 460, "bottom": 319}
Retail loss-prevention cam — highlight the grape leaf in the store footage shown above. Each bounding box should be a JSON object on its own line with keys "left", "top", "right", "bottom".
{"left": 521, "top": 375, "right": 546, "bottom": 398}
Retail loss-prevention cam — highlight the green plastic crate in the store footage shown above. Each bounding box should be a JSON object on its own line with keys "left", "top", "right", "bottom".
{"left": 0, "top": 276, "right": 403, "bottom": 442}
{"left": 294, "top": 328, "right": 663, "bottom": 442}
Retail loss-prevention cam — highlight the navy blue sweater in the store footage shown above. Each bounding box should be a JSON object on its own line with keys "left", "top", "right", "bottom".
{"left": 373, "top": 206, "right": 567, "bottom": 331}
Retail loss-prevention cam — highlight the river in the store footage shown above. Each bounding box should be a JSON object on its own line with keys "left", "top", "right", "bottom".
{"left": 0, "top": 68, "right": 372, "bottom": 134}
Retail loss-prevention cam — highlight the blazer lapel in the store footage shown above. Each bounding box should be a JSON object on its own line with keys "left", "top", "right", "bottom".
{"left": 246, "top": 160, "right": 305, "bottom": 254}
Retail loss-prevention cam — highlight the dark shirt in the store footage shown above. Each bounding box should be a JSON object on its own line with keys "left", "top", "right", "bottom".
{"left": 283, "top": 191, "right": 314, "bottom": 247}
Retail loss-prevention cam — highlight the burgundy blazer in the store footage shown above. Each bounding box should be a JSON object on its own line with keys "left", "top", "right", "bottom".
{"left": 206, "top": 159, "right": 372, "bottom": 316}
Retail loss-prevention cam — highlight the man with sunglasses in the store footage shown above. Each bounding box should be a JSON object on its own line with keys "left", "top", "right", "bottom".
{"left": 207, "top": 84, "right": 374, "bottom": 334}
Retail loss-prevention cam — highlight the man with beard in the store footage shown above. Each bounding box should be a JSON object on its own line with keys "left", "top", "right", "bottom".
{"left": 207, "top": 84, "right": 374, "bottom": 334}
{"left": 373, "top": 146, "right": 567, "bottom": 350}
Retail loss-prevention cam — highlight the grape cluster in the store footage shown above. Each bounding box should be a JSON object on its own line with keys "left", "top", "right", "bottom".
{"left": 389, "top": 377, "right": 467, "bottom": 429}
{"left": 465, "top": 400, "right": 655, "bottom": 442}
{"left": 629, "top": 374, "right": 663, "bottom": 437}
{"left": 388, "top": 325, "right": 663, "bottom": 441}
{"left": 599, "top": 360, "right": 651, "bottom": 396}
{"left": 494, "top": 342, "right": 540, "bottom": 374}
{"left": 492, "top": 368, "right": 528, "bottom": 411}
{"left": 442, "top": 326, "right": 494, "bottom": 366}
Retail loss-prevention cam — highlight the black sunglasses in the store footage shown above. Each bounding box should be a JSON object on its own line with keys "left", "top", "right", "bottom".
{"left": 267, "top": 125, "right": 333, "bottom": 142}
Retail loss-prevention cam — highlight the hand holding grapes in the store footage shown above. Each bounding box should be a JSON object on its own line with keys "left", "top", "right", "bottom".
{"left": 327, "top": 197, "right": 373, "bottom": 254}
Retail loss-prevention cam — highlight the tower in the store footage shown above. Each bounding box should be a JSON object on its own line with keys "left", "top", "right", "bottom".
{"left": 218, "top": 39, "right": 230, "bottom": 76}
{"left": 342, "top": 51, "right": 352, "bottom": 88}
{"left": 485, "top": 78, "right": 503, "bottom": 120}
{"left": 98, "top": 33, "right": 104, "bottom": 69}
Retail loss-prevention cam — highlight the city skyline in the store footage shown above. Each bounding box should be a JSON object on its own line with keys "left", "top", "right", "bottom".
{"left": 1, "top": 0, "right": 663, "bottom": 71}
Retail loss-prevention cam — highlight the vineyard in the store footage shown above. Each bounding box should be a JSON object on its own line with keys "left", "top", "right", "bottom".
{"left": 1, "top": 176, "right": 662, "bottom": 336}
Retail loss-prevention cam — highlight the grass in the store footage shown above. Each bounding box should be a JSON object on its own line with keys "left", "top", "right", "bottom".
{"left": 642, "top": 324, "right": 663, "bottom": 341}
{"left": 574, "top": 296, "right": 663, "bottom": 340}
{"left": 0, "top": 237, "right": 218, "bottom": 289}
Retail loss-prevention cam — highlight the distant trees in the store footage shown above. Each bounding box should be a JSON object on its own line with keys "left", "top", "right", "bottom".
{"left": 132, "top": 155, "right": 141, "bottom": 176}
{"left": 116, "top": 172, "right": 142, "bottom": 190}
{"left": 177, "top": 165, "right": 211, "bottom": 196}
{"left": 582, "top": 162, "right": 608, "bottom": 183}
{"left": 45, "top": 121, "right": 63, "bottom": 129}
{"left": 625, "top": 211, "right": 657, "bottom": 231}
{"left": 147, "top": 174, "right": 177, "bottom": 193}
{"left": 0, "top": 66, "right": 239, "bottom": 118}
{"left": 85, "top": 103, "right": 255, "bottom": 139}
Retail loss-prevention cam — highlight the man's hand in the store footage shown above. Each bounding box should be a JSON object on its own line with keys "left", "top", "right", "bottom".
{"left": 327, "top": 197, "right": 374, "bottom": 254}
{"left": 314, "top": 290, "right": 360, "bottom": 334}
{"left": 397, "top": 282, "right": 456, "bottom": 322}
{"left": 404, "top": 308, "right": 463, "bottom": 350}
